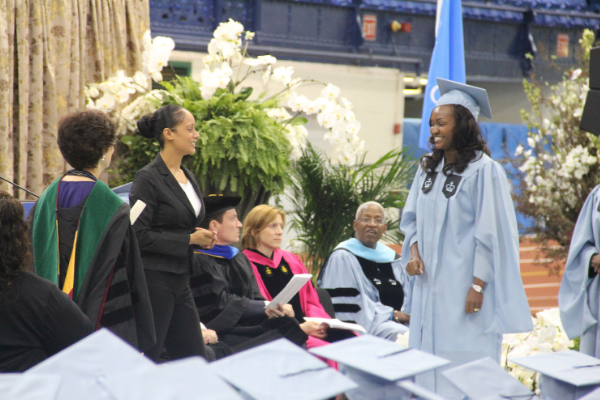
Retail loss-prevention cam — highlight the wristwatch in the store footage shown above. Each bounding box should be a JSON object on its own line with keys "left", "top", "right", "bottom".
{"left": 472, "top": 284, "right": 484, "bottom": 293}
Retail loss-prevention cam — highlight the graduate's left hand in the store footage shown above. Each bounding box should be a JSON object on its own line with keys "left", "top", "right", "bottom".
{"left": 465, "top": 288, "right": 483, "bottom": 314}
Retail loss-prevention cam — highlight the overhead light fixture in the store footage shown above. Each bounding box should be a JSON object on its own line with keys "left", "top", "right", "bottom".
{"left": 419, "top": 78, "right": 428, "bottom": 86}
{"left": 403, "top": 88, "right": 422, "bottom": 96}
{"left": 403, "top": 76, "right": 415, "bottom": 83}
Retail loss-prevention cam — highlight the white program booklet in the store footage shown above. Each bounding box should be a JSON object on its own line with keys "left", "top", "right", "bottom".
{"left": 265, "top": 273, "right": 313, "bottom": 309}
{"left": 129, "top": 200, "right": 146, "bottom": 225}
{"left": 304, "top": 317, "right": 366, "bottom": 333}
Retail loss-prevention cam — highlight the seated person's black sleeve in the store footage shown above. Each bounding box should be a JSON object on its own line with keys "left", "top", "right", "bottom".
{"left": 240, "top": 300, "right": 268, "bottom": 323}
{"left": 40, "top": 283, "right": 94, "bottom": 356}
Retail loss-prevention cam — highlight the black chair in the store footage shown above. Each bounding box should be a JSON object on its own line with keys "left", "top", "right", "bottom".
{"left": 315, "top": 287, "right": 336, "bottom": 319}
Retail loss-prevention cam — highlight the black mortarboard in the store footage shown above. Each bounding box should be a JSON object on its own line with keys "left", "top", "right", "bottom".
{"left": 203, "top": 194, "right": 241, "bottom": 220}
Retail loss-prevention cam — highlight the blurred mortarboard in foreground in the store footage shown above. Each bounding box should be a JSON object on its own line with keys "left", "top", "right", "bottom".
{"left": 210, "top": 338, "right": 357, "bottom": 400}
{"left": 102, "top": 356, "right": 243, "bottom": 400}
{"left": 26, "top": 329, "right": 155, "bottom": 400}
{"left": 0, "top": 373, "right": 61, "bottom": 400}
{"left": 395, "top": 380, "right": 449, "bottom": 400}
{"left": 436, "top": 78, "right": 493, "bottom": 121}
{"left": 442, "top": 357, "right": 540, "bottom": 400}
{"left": 310, "top": 335, "right": 450, "bottom": 400}
{"left": 510, "top": 350, "right": 600, "bottom": 400}
{"left": 580, "top": 46, "right": 600, "bottom": 136}
{"left": 580, "top": 386, "right": 600, "bottom": 400}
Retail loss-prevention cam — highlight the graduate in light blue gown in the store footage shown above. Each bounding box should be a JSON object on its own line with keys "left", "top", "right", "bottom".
{"left": 559, "top": 185, "right": 600, "bottom": 358}
{"left": 400, "top": 79, "right": 533, "bottom": 399}
{"left": 318, "top": 202, "right": 412, "bottom": 341}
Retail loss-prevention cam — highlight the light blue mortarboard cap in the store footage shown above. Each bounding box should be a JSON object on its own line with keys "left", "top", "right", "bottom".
{"left": 580, "top": 386, "right": 600, "bottom": 400}
{"left": 442, "top": 357, "right": 540, "bottom": 400}
{"left": 209, "top": 338, "right": 357, "bottom": 400}
{"left": 510, "top": 351, "right": 600, "bottom": 400}
{"left": 309, "top": 335, "right": 450, "bottom": 400}
{"left": 102, "top": 357, "right": 243, "bottom": 400}
{"left": 436, "top": 78, "right": 493, "bottom": 121}
{"left": 26, "top": 329, "right": 156, "bottom": 400}
{"left": 0, "top": 374, "right": 61, "bottom": 400}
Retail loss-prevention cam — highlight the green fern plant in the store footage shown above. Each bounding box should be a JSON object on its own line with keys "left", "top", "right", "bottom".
{"left": 286, "top": 143, "right": 416, "bottom": 276}
{"left": 113, "top": 76, "right": 291, "bottom": 195}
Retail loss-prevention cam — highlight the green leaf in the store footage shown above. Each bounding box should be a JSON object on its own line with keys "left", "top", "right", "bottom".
{"left": 236, "top": 87, "right": 253, "bottom": 101}
{"left": 290, "top": 117, "right": 308, "bottom": 126}
{"left": 120, "top": 135, "right": 137, "bottom": 146}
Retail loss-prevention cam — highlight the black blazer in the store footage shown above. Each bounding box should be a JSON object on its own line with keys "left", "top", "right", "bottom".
{"left": 129, "top": 154, "right": 206, "bottom": 274}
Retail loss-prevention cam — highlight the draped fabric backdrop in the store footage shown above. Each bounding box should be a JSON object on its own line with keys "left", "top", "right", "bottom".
{"left": 0, "top": 0, "right": 149, "bottom": 198}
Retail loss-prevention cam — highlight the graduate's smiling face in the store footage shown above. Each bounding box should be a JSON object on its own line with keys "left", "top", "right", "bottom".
{"left": 429, "top": 105, "right": 456, "bottom": 152}
{"left": 163, "top": 110, "right": 199, "bottom": 156}
{"left": 256, "top": 214, "right": 284, "bottom": 251}
{"left": 354, "top": 204, "right": 387, "bottom": 249}
{"left": 211, "top": 208, "right": 242, "bottom": 245}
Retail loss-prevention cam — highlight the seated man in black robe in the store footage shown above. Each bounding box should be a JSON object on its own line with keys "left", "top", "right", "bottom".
{"left": 189, "top": 195, "right": 307, "bottom": 356}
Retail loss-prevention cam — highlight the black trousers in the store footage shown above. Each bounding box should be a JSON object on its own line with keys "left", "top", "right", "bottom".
{"left": 144, "top": 270, "right": 206, "bottom": 362}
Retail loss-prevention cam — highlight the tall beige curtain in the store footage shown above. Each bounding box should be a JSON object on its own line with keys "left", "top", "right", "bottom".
{"left": 0, "top": 0, "right": 149, "bottom": 198}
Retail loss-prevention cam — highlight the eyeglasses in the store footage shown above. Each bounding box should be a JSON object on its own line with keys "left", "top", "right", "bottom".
{"left": 358, "top": 217, "right": 385, "bottom": 225}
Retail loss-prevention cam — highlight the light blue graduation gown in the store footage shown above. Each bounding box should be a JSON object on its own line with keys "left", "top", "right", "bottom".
{"left": 559, "top": 185, "right": 600, "bottom": 358}
{"left": 318, "top": 239, "right": 411, "bottom": 340}
{"left": 400, "top": 152, "right": 533, "bottom": 399}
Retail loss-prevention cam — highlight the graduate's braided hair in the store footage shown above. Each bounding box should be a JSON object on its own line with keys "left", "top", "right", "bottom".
{"left": 421, "top": 104, "right": 490, "bottom": 175}
{"left": 0, "top": 191, "right": 30, "bottom": 291}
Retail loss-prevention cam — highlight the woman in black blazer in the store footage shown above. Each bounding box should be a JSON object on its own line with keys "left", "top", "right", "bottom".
{"left": 129, "top": 104, "right": 216, "bottom": 362}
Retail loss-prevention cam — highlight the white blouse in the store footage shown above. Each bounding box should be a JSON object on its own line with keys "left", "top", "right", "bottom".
{"left": 179, "top": 180, "right": 201, "bottom": 217}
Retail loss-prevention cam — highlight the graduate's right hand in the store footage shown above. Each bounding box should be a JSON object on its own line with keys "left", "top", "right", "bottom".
{"left": 190, "top": 228, "right": 216, "bottom": 248}
{"left": 406, "top": 258, "right": 424, "bottom": 276}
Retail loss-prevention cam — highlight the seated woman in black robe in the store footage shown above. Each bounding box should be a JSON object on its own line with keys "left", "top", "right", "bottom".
{"left": 190, "top": 195, "right": 307, "bottom": 357}
{"left": 0, "top": 191, "right": 92, "bottom": 372}
{"left": 28, "top": 110, "right": 154, "bottom": 352}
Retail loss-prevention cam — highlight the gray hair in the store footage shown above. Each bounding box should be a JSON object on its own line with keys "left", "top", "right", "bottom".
{"left": 355, "top": 201, "right": 386, "bottom": 221}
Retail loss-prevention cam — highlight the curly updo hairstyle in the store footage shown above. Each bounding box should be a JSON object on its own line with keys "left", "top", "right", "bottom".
{"left": 137, "top": 104, "right": 187, "bottom": 148}
{"left": 0, "top": 191, "right": 30, "bottom": 291}
{"left": 421, "top": 104, "right": 491, "bottom": 175}
{"left": 57, "top": 110, "right": 116, "bottom": 170}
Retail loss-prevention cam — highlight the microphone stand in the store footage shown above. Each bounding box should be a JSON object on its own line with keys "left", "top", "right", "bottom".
{"left": 0, "top": 175, "right": 39, "bottom": 198}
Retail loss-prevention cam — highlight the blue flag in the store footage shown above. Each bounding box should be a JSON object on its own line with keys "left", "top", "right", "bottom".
{"left": 419, "top": 0, "right": 466, "bottom": 150}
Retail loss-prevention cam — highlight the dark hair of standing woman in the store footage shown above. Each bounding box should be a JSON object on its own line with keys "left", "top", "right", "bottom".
{"left": 137, "top": 104, "right": 187, "bottom": 148}
{"left": 0, "top": 191, "right": 30, "bottom": 291}
{"left": 57, "top": 110, "right": 116, "bottom": 170}
{"left": 421, "top": 104, "right": 491, "bottom": 176}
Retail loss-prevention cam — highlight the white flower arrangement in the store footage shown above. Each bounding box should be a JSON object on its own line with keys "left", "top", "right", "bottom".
{"left": 85, "top": 32, "right": 175, "bottom": 116}
{"left": 512, "top": 29, "right": 598, "bottom": 258}
{"left": 198, "top": 19, "right": 364, "bottom": 163}
{"left": 85, "top": 20, "right": 363, "bottom": 164}
{"left": 395, "top": 307, "right": 575, "bottom": 393}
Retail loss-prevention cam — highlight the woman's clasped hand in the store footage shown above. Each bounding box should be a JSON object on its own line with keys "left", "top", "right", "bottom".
{"left": 190, "top": 227, "right": 217, "bottom": 249}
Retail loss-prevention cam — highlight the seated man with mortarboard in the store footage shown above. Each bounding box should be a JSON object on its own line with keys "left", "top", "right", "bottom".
{"left": 189, "top": 195, "right": 307, "bottom": 358}
{"left": 318, "top": 201, "right": 411, "bottom": 341}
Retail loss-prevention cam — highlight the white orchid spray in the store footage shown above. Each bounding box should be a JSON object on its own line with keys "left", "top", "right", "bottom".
{"left": 85, "top": 31, "right": 175, "bottom": 120}
{"left": 199, "top": 19, "right": 364, "bottom": 163}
